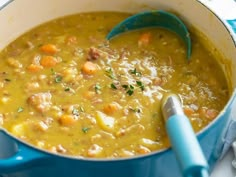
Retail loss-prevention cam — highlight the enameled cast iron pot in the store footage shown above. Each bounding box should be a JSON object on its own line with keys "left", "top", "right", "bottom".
{"left": 0, "top": 0, "right": 236, "bottom": 177}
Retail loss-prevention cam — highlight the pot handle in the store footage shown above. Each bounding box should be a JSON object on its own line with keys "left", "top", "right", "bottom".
{"left": 226, "top": 19, "right": 236, "bottom": 34}
{"left": 0, "top": 132, "right": 50, "bottom": 173}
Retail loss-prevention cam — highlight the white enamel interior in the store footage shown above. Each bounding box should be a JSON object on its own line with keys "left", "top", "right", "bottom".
{"left": 0, "top": 0, "right": 235, "bottom": 88}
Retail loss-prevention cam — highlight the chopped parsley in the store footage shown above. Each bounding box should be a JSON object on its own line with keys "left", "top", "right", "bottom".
{"left": 82, "top": 127, "right": 90, "bottom": 133}
{"left": 120, "top": 81, "right": 145, "bottom": 96}
{"left": 17, "top": 107, "right": 24, "bottom": 113}
{"left": 80, "top": 106, "right": 85, "bottom": 112}
{"left": 122, "top": 85, "right": 129, "bottom": 90}
{"left": 105, "top": 68, "right": 116, "bottom": 79}
{"left": 122, "top": 84, "right": 134, "bottom": 96}
{"left": 130, "top": 68, "right": 142, "bottom": 76}
{"left": 55, "top": 75, "right": 62, "bottom": 83}
{"left": 72, "top": 108, "right": 79, "bottom": 116}
{"left": 95, "top": 83, "right": 101, "bottom": 94}
{"left": 64, "top": 87, "right": 70, "bottom": 92}
{"left": 110, "top": 83, "right": 117, "bottom": 89}
{"left": 130, "top": 107, "right": 141, "bottom": 113}
{"left": 136, "top": 81, "right": 145, "bottom": 91}
{"left": 50, "top": 68, "right": 56, "bottom": 75}
{"left": 126, "top": 89, "right": 134, "bottom": 96}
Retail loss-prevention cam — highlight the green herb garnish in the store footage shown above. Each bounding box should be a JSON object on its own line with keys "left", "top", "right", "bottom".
{"left": 51, "top": 68, "right": 56, "bottom": 75}
{"left": 82, "top": 127, "right": 90, "bottom": 133}
{"left": 110, "top": 83, "right": 117, "bottom": 89}
{"left": 130, "top": 68, "right": 142, "bottom": 76}
{"left": 80, "top": 106, "right": 85, "bottom": 112}
{"left": 105, "top": 68, "right": 116, "bottom": 79}
{"left": 64, "top": 87, "right": 70, "bottom": 92}
{"left": 17, "top": 107, "right": 24, "bottom": 113}
{"left": 136, "top": 81, "right": 145, "bottom": 91}
{"left": 126, "top": 89, "right": 134, "bottom": 96}
{"left": 122, "top": 85, "right": 128, "bottom": 89}
{"left": 72, "top": 108, "right": 79, "bottom": 116}
{"left": 95, "top": 83, "right": 101, "bottom": 94}
{"left": 122, "top": 84, "right": 134, "bottom": 96}
{"left": 130, "top": 107, "right": 141, "bottom": 113}
{"left": 55, "top": 75, "right": 62, "bottom": 83}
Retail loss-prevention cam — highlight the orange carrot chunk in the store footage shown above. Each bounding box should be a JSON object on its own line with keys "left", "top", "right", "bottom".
{"left": 183, "top": 107, "right": 195, "bottom": 117}
{"left": 199, "top": 107, "right": 218, "bottom": 120}
{"left": 58, "top": 114, "right": 77, "bottom": 126}
{"left": 40, "top": 56, "right": 58, "bottom": 67}
{"left": 27, "top": 64, "right": 43, "bottom": 72}
{"left": 40, "top": 44, "right": 59, "bottom": 55}
{"left": 81, "top": 61, "right": 98, "bottom": 75}
{"left": 138, "top": 32, "right": 151, "bottom": 46}
{"left": 103, "top": 102, "right": 120, "bottom": 115}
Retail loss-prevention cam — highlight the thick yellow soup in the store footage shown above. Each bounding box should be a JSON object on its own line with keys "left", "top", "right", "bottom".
{"left": 0, "top": 12, "right": 229, "bottom": 158}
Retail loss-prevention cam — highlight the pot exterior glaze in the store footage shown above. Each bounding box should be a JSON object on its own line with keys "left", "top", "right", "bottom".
{"left": 0, "top": 0, "right": 236, "bottom": 177}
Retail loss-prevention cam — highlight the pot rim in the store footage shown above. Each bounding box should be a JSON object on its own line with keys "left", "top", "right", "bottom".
{"left": 0, "top": 0, "right": 235, "bottom": 162}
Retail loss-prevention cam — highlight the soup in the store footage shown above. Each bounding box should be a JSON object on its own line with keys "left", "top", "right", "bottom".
{"left": 0, "top": 12, "right": 229, "bottom": 158}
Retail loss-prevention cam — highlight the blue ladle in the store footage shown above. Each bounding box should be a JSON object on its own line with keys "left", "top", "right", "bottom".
{"left": 106, "top": 10, "right": 192, "bottom": 59}
{"left": 107, "top": 10, "right": 208, "bottom": 176}
{"left": 162, "top": 94, "right": 209, "bottom": 177}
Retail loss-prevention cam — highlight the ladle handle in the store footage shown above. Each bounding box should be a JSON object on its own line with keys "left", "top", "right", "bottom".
{"left": 166, "top": 114, "right": 209, "bottom": 177}
{"left": 162, "top": 94, "right": 209, "bottom": 177}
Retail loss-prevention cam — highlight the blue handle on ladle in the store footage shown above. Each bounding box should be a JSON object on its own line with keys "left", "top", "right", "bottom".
{"left": 162, "top": 94, "right": 209, "bottom": 177}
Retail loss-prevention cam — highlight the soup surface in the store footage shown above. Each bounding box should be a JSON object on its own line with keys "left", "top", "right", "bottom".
{"left": 0, "top": 12, "right": 229, "bottom": 158}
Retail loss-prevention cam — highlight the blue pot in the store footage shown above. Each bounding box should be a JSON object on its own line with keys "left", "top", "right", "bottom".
{"left": 0, "top": 0, "right": 236, "bottom": 177}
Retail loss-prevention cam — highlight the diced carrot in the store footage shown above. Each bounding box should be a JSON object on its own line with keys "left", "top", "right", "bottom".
{"left": 199, "top": 107, "right": 218, "bottom": 120}
{"left": 58, "top": 114, "right": 77, "bottom": 126}
{"left": 81, "top": 61, "right": 98, "bottom": 75}
{"left": 103, "top": 102, "right": 120, "bottom": 115}
{"left": 27, "top": 64, "right": 43, "bottom": 72}
{"left": 138, "top": 32, "right": 151, "bottom": 46}
{"left": 183, "top": 107, "right": 195, "bottom": 117}
{"left": 40, "top": 56, "right": 58, "bottom": 67}
{"left": 40, "top": 44, "right": 59, "bottom": 55}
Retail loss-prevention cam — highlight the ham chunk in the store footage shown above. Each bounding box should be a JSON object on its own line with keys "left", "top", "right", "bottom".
{"left": 87, "top": 47, "right": 109, "bottom": 61}
{"left": 27, "top": 92, "right": 52, "bottom": 113}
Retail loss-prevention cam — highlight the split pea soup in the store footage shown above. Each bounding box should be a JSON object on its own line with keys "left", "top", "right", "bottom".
{"left": 0, "top": 12, "right": 230, "bottom": 158}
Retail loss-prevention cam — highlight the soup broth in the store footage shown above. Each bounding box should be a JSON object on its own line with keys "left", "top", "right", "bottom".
{"left": 0, "top": 12, "right": 229, "bottom": 158}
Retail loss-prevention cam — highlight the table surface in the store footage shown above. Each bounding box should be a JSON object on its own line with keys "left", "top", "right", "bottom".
{"left": 0, "top": 0, "right": 236, "bottom": 177}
